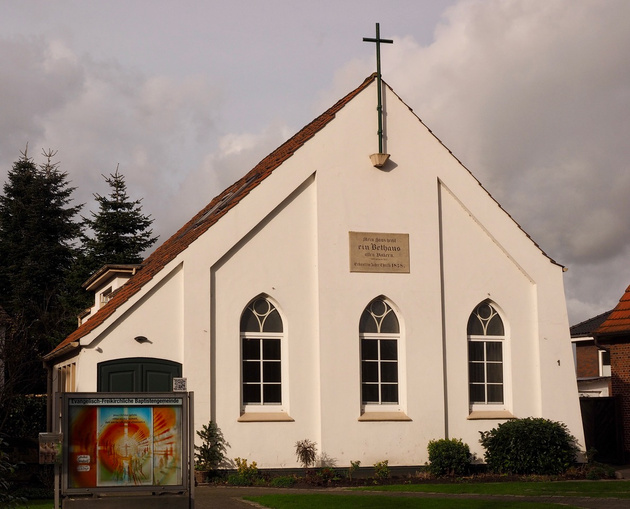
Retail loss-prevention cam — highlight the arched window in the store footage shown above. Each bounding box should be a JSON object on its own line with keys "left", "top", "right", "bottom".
{"left": 360, "top": 296, "right": 400, "bottom": 405}
{"left": 240, "top": 296, "right": 283, "bottom": 406}
{"left": 467, "top": 301, "right": 505, "bottom": 406}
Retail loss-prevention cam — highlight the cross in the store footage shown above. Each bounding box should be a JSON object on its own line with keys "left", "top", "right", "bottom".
{"left": 363, "top": 23, "right": 393, "bottom": 154}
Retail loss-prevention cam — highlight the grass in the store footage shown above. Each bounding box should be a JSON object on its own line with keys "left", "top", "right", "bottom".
{"left": 245, "top": 494, "right": 584, "bottom": 508}
{"left": 358, "top": 480, "right": 630, "bottom": 498}
{"left": 14, "top": 500, "right": 55, "bottom": 509}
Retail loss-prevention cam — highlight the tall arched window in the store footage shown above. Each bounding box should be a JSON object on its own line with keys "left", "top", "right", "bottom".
{"left": 360, "top": 296, "right": 400, "bottom": 405}
{"left": 240, "top": 296, "right": 283, "bottom": 406}
{"left": 467, "top": 301, "right": 505, "bottom": 406}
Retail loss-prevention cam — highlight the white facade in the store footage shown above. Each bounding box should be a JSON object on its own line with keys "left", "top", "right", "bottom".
{"left": 47, "top": 76, "right": 585, "bottom": 467}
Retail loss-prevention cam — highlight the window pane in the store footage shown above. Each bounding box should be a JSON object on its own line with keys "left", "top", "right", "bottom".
{"left": 242, "top": 338, "right": 260, "bottom": 360}
{"left": 469, "top": 384, "right": 485, "bottom": 403}
{"left": 486, "top": 342, "right": 502, "bottom": 361}
{"left": 468, "top": 362, "right": 485, "bottom": 383}
{"left": 467, "top": 314, "right": 484, "bottom": 335}
{"left": 240, "top": 309, "right": 260, "bottom": 332}
{"left": 361, "top": 339, "right": 378, "bottom": 360}
{"left": 487, "top": 384, "right": 504, "bottom": 403}
{"left": 487, "top": 363, "right": 503, "bottom": 383}
{"left": 263, "top": 339, "right": 281, "bottom": 360}
{"left": 381, "top": 362, "right": 398, "bottom": 382}
{"left": 381, "top": 311, "right": 400, "bottom": 334}
{"left": 359, "top": 309, "right": 378, "bottom": 333}
{"left": 242, "top": 361, "right": 260, "bottom": 383}
{"left": 380, "top": 340, "right": 398, "bottom": 360}
{"left": 468, "top": 342, "right": 484, "bottom": 361}
{"left": 381, "top": 384, "right": 398, "bottom": 403}
{"left": 263, "top": 309, "right": 283, "bottom": 333}
{"left": 362, "top": 384, "right": 379, "bottom": 403}
{"left": 243, "top": 384, "right": 260, "bottom": 404}
{"left": 263, "top": 384, "right": 281, "bottom": 404}
{"left": 486, "top": 314, "right": 504, "bottom": 335}
{"left": 361, "top": 361, "right": 378, "bottom": 382}
{"left": 263, "top": 361, "right": 281, "bottom": 382}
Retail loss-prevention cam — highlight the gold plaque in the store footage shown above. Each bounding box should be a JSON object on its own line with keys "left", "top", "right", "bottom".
{"left": 349, "top": 232, "right": 410, "bottom": 273}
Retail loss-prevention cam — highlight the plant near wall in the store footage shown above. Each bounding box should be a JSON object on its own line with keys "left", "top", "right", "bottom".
{"left": 479, "top": 417, "right": 579, "bottom": 475}
{"left": 427, "top": 438, "right": 472, "bottom": 476}
{"left": 295, "top": 439, "right": 318, "bottom": 469}
{"left": 194, "top": 421, "right": 227, "bottom": 471}
{"left": 373, "top": 460, "right": 390, "bottom": 480}
{"left": 348, "top": 460, "right": 361, "bottom": 481}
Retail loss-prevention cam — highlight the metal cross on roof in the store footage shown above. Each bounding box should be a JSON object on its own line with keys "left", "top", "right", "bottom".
{"left": 363, "top": 23, "right": 393, "bottom": 155}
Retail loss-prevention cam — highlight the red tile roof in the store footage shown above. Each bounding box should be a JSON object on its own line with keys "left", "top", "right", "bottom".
{"left": 596, "top": 284, "right": 630, "bottom": 336}
{"left": 45, "top": 74, "right": 378, "bottom": 361}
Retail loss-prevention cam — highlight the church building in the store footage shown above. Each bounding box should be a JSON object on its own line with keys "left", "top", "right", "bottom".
{"left": 45, "top": 74, "right": 585, "bottom": 467}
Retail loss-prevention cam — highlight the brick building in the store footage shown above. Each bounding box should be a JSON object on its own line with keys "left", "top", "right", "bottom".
{"left": 595, "top": 284, "right": 630, "bottom": 461}
{"left": 571, "top": 311, "right": 612, "bottom": 397}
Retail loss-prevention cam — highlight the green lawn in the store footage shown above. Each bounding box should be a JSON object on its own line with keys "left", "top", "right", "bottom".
{"left": 14, "top": 501, "right": 55, "bottom": 509}
{"left": 246, "top": 480, "right": 630, "bottom": 509}
{"left": 359, "top": 480, "right": 630, "bottom": 498}
{"left": 245, "top": 494, "right": 583, "bottom": 509}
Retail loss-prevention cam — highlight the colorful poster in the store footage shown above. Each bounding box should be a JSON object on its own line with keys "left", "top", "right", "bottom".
{"left": 66, "top": 396, "right": 184, "bottom": 490}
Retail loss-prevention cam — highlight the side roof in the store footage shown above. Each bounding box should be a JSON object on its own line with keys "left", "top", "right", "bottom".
{"left": 46, "top": 74, "right": 559, "bottom": 361}
{"left": 570, "top": 310, "right": 612, "bottom": 338}
{"left": 596, "top": 284, "right": 630, "bottom": 336}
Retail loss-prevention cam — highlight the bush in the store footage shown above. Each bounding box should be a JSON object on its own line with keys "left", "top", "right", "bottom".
{"left": 270, "top": 475, "right": 297, "bottom": 487}
{"left": 479, "top": 417, "right": 579, "bottom": 475}
{"left": 427, "top": 438, "right": 472, "bottom": 476}
{"left": 195, "top": 421, "right": 227, "bottom": 471}
{"left": 0, "top": 438, "right": 25, "bottom": 508}
{"left": 373, "top": 460, "right": 390, "bottom": 480}
{"left": 227, "top": 457, "right": 259, "bottom": 486}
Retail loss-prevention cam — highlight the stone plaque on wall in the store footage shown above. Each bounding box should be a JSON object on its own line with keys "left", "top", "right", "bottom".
{"left": 349, "top": 232, "right": 410, "bottom": 273}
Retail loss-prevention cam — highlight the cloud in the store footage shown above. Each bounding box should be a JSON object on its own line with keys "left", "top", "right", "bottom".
{"left": 325, "top": 0, "right": 630, "bottom": 322}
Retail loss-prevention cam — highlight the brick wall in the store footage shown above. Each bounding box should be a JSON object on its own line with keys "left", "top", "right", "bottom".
{"left": 575, "top": 342, "right": 600, "bottom": 378}
{"left": 609, "top": 341, "right": 630, "bottom": 459}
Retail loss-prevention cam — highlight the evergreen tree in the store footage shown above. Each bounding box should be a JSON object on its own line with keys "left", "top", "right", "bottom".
{"left": 0, "top": 148, "right": 83, "bottom": 397}
{"left": 83, "top": 166, "right": 157, "bottom": 270}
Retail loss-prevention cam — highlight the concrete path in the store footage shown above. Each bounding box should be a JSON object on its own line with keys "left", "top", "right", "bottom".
{"left": 193, "top": 484, "right": 630, "bottom": 509}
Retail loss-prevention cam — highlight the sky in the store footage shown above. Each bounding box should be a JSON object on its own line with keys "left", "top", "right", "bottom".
{"left": 0, "top": 0, "right": 628, "bottom": 326}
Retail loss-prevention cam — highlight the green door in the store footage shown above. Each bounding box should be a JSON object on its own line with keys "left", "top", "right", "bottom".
{"left": 97, "top": 358, "right": 182, "bottom": 392}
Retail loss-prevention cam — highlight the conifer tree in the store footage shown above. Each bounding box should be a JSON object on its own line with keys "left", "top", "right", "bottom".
{"left": 83, "top": 166, "right": 157, "bottom": 270}
{"left": 0, "top": 148, "right": 83, "bottom": 398}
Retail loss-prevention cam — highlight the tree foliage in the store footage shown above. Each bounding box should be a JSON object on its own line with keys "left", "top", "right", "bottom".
{"left": 83, "top": 166, "right": 157, "bottom": 271}
{"left": 0, "top": 149, "right": 83, "bottom": 403}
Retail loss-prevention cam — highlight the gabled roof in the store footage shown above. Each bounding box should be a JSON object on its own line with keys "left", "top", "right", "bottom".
{"left": 570, "top": 309, "right": 612, "bottom": 338}
{"left": 596, "top": 284, "right": 630, "bottom": 337}
{"left": 45, "top": 73, "right": 561, "bottom": 362}
{"left": 45, "top": 74, "right": 378, "bottom": 360}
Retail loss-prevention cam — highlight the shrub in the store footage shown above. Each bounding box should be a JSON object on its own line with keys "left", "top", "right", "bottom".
{"left": 270, "top": 475, "right": 297, "bottom": 487}
{"left": 479, "top": 417, "right": 579, "bottom": 475}
{"left": 295, "top": 439, "right": 317, "bottom": 469}
{"left": 348, "top": 460, "right": 361, "bottom": 480}
{"left": 227, "top": 457, "right": 259, "bottom": 485}
{"left": 0, "top": 438, "right": 25, "bottom": 508}
{"left": 373, "top": 460, "right": 390, "bottom": 480}
{"left": 194, "top": 421, "right": 227, "bottom": 471}
{"left": 427, "top": 438, "right": 472, "bottom": 476}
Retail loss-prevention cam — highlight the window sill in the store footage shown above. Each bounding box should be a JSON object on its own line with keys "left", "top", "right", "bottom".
{"left": 467, "top": 410, "right": 515, "bottom": 420}
{"left": 237, "top": 412, "right": 294, "bottom": 422}
{"left": 358, "top": 411, "right": 412, "bottom": 422}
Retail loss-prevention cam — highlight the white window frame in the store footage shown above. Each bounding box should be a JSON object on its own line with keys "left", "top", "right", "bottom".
{"left": 359, "top": 296, "right": 406, "bottom": 415}
{"left": 239, "top": 296, "right": 289, "bottom": 416}
{"left": 467, "top": 301, "right": 511, "bottom": 414}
